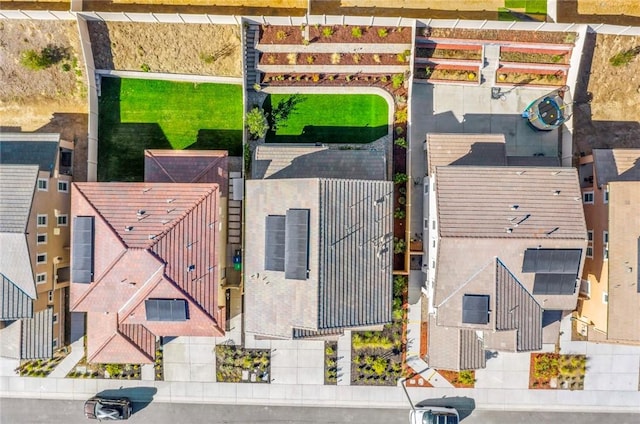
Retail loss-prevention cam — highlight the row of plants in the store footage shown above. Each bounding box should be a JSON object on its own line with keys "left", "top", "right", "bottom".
{"left": 415, "top": 46, "right": 482, "bottom": 61}
{"left": 260, "top": 24, "right": 411, "bottom": 45}
{"left": 414, "top": 66, "right": 479, "bottom": 83}
{"left": 66, "top": 360, "right": 141, "bottom": 380}
{"left": 324, "top": 342, "right": 338, "bottom": 385}
{"left": 154, "top": 345, "right": 164, "bottom": 381}
{"left": 260, "top": 72, "right": 407, "bottom": 88}
{"left": 421, "top": 27, "right": 577, "bottom": 45}
{"left": 497, "top": 69, "right": 566, "bottom": 86}
{"left": 215, "top": 345, "right": 270, "bottom": 383}
{"left": 500, "top": 48, "right": 570, "bottom": 65}
{"left": 260, "top": 51, "right": 411, "bottom": 66}
{"left": 350, "top": 276, "right": 408, "bottom": 386}
{"left": 436, "top": 369, "right": 476, "bottom": 388}
{"left": 16, "top": 349, "right": 69, "bottom": 377}
{"left": 529, "top": 353, "right": 587, "bottom": 390}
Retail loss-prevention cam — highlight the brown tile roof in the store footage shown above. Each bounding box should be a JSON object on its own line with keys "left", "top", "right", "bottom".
{"left": 426, "top": 133, "right": 506, "bottom": 175}
{"left": 71, "top": 182, "right": 223, "bottom": 363}
{"left": 144, "top": 150, "right": 228, "bottom": 195}
{"left": 593, "top": 149, "right": 640, "bottom": 186}
{"left": 435, "top": 166, "right": 586, "bottom": 239}
{"left": 606, "top": 181, "right": 640, "bottom": 343}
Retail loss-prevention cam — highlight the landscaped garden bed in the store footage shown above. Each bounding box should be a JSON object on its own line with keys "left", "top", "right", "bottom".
{"left": 414, "top": 66, "right": 480, "bottom": 83}
{"left": 259, "top": 25, "right": 304, "bottom": 45}
{"left": 500, "top": 47, "right": 571, "bottom": 65}
{"left": 259, "top": 51, "right": 411, "bottom": 66}
{"left": 215, "top": 345, "right": 270, "bottom": 383}
{"left": 16, "top": 349, "right": 69, "bottom": 377}
{"left": 351, "top": 276, "right": 407, "bottom": 386}
{"left": 529, "top": 353, "right": 586, "bottom": 390}
{"left": 324, "top": 341, "right": 338, "bottom": 385}
{"left": 308, "top": 25, "right": 411, "bottom": 44}
{"left": 422, "top": 28, "right": 576, "bottom": 45}
{"left": 415, "top": 46, "right": 482, "bottom": 61}
{"left": 496, "top": 68, "right": 566, "bottom": 86}
{"left": 154, "top": 345, "right": 164, "bottom": 381}
{"left": 66, "top": 358, "right": 142, "bottom": 380}
{"left": 98, "top": 77, "right": 243, "bottom": 182}
{"left": 436, "top": 369, "right": 476, "bottom": 388}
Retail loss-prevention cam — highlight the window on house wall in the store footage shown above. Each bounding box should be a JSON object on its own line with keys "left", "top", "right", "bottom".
{"left": 37, "top": 214, "right": 48, "bottom": 227}
{"left": 603, "top": 231, "right": 608, "bottom": 244}
{"left": 424, "top": 219, "right": 428, "bottom": 230}
{"left": 53, "top": 313, "right": 58, "bottom": 323}
{"left": 602, "top": 292, "right": 608, "bottom": 304}
{"left": 587, "top": 230, "right": 593, "bottom": 242}
{"left": 604, "top": 187, "right": 609, "bottom": 204}
{"left": 36, "top": 273, "right": 47, "bottom": 284}
{"left": 36, "top": 253, "right": 47, "bottom": 264}
{"left": 48, "top": 291, "right": 54, "bottom": 303}
{"left": 37, "top": 179, "right": 48, "bottom": 191}
{"left": 586, "top": 247, "right": 593, "bottom": 258}
{"left": 57, "top": 215, "right": 68, "bottom": 226}
{"left": 37, "top": 233, "right": 47, "bottom": 245}
{"left": 583, "top": 191, "right": 594, "bottom": 204}
{"left": 58, "top": 181, "right": 69, "bottom": 193}
{"left": 52, "top": 339, "right": 58, "bottom": 349}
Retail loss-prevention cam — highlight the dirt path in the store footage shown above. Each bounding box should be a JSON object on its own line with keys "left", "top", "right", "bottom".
{"left": 573, "top": 34, "right": 640, "bottom": 156}
{"left": 88, "top": 21, "right": 242, "bottom": 77}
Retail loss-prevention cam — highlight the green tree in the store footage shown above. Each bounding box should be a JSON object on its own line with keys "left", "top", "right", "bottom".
{"left": 20, "top": 45, "right": 68, "bottom": 71}
{"left": 246, "top": 107, "right": 269, "bottom": 139}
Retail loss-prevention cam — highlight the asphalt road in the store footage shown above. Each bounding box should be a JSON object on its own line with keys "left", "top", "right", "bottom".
{"left": 1, "top": 398, "right": 639, "bottom": 424}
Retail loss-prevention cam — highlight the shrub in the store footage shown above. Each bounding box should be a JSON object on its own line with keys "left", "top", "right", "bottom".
{"left": 395, "top": 108, "right": 408, "bottom": 124}
{"left": 246, "top": 107, "right": 269, "bottom": 139}
{"left": 322, "top": 27, "right": 334, "bottom": 38}
{"left": 394, "top": 207, "right": 406, "bottom": 219}
{"left": 373, "top": 54, "right": 381, "bottom": 63}
{"left": 394, "top": 137, "right": 407, "bottom": 148}
{"left": 276, "top": 30, "right": 288, "bottom": 40}
{"left": 20, "top": 46, "right": 65, "bottom": 71}
{"left": 252, "top": 83, "right": 262, "bottom": 92}
{"left": 534, "top": 354, "right": 559, "bottom": 379}
{"left": 200, "top": 52, "right": 215, "bottom": 64}
{"left": 392, "top": 73, "right": 405, "bottom": 89}
{"left": 325, "top": 345, "right": 335, "bottom": 356}
{"left": 394, "top": 173, "right": 408, "bottom": 184}
{"left": 302, "top": 38, "right": 310, "bottom": 46}
{"left": 377, "top": 28, "right": 388, "bottom": 38}
{"left": 397, "top": 49, "right": 411, "bottom": 63}
{"left": 312, "top": 74, "right": 320, "bottom": 83}
{"left": 306, "top": 55, "right": 315, "bottom": 64}
{"left": 395, "top": 126, "right": 404, "bottom": 136}
{"left": 609, "top": 47, "right": 640, "bottom": 67}
{"left": 395, "top": 94, "right": 407, "bottom": 105}
{"left": 105, "top": 364, "right": 123, "bottom": 377}
{"left": 286, "top": 53, "right": 297, "bottom": 65}
{"left": 140, "top": 63, "right": 151, "bottom": 72}
{"left": 394, "top": 237, "right": 406, "bottom": 254}
{"left": 372, "top": 358, "right": 388, "bottom": 375}
{"left": 61, "top": 63, "right": 71, "bottom": 72}
{"left": 345, "top": 75, "right": 352, "bottom": 82}
{"left": 457, "top": 370, "right": 476, "bottom": 386}
{"left": 351, "top": 26, "right": 362, "bottom": 39}
{"left": 328, "top": 75, "right": 335, "bottom": 81}
{"left": 352, "top": 53, "right": 361, "bottom": 64}
{"left": 380, "top": 75, "right": 388, "bottom": 83}
{"left": 330, "top": 53, "right": 341, "bottom": 64}
{"left": 393, "top": 276, "right": 407, "bottom": 297}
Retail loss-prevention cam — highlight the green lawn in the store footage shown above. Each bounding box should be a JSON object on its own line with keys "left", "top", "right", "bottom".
{"left": 504, "top": 0, "right": 547, "bottom": 14}
{"left": 263, "top": 93, "right": 388, "bottom": 144}
{"left": 98, "top": 77, "right": 243, "bottom": 182}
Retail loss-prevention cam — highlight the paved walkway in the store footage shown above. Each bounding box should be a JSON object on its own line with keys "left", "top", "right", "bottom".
{"left": 47, "top": 339, "right": 84, "bottom": 379}
{"left": 336, "top": 331, "right": 352, "bottom": 386}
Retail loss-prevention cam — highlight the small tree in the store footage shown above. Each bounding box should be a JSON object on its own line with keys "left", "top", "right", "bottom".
{"left": 394, "top": 137, "right": 407, "bottom": 148}
{"left": 246, "top": 107, "right": 269, "bottom": 139}
{"left": 394, "top": 173, "right": 408, "bottom": 184}
{"left": 20, "top": 47, "right": 60, "bottom": 71}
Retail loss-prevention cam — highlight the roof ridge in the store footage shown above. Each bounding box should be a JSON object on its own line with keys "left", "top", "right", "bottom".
{"left": 87, "top": 332, "right": 118, "bottom": 363}
{"left": 0, "top": 272, "right": 36, "bottom": 301}
{"left": 73, "top": 183, "right": 129, "bottom": 247}
{"left": 117, "top": 324, "right": 155, "bottom": 361}
{"left": 496, "top": 257, "right": 541, "bottom": 309}
{"left": 117, "top": 266, "right": 165, "bottom": 318}
{"left": 146, "top": 151, "right": 177, "bottom": 183}
{"left": 71, "top": 249, "right": 127, "bottom": 311}
{"left": 436, "top": 256, "right": 496, "bottom": 308}
{"left": 190, "top": 157, "right": 223, "bottom": 183}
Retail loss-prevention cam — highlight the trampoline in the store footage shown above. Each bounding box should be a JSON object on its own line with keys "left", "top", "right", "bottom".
{"left": 522, "top": 86, "right": 572, "bottom": 131}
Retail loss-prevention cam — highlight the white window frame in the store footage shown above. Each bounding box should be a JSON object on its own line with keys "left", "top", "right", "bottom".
{"left": 37, "top": 178, "right": 48, "bottom": 191}
{"left": 36, "top": 273, "right": 47, "bottom": 285}
{"left": 604, "top": 187, "right": 609, "bottom": 204}
{"left": 603, "top": 231, "right": 609, "bottom": 261}
{"left": 37, "top": 233, "right": 47, "bottom": 245}
{"left": 52, "top": 338, "right": 58, "bottom": 349}
{"left": 57, "top": 214, "right": 68, "bottom": 226}
{"left": 36, "top": 253, "right": 47, "bottom": 264}
{"left": 583, "top": 191, "right": 594, "bottom": 204}
{"left": 57, "top": 180, "right": 69, "bottom": 193}
{"left": 53, "top": 313, "right": 58, "bottom": 324}
{"left": 586, "top": 246, "right": 593, "bottom": 258}
{"left": 602, "top": 292, "right": 608, "bottom": 304}
{"left": 587, "top": 230, "right": 593, "bottom": 242}
{"left": 582, "top": 280, "right": 591, "bottom": 297}
{"left": 37, "top": 214, "right": 48, "bottom": 227}
{"left": 48, "top": 291, "right": 54, "bottom": 303}
{"left": 603, "top": 231, "right": 608, "bottom": 244}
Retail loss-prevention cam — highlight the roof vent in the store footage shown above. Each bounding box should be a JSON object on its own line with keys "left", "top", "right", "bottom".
{"left": 551, "top": 171, "right": 561, "bottom": 176}
{"left": 510, "top": 205, "right": 519, "bottom": 210}
{"left": 166, "top": 198, "right": 175, "bottom": 203}
{"left": 137, "top": 209, "right": 146, "bottom": 216}
{"left": 124, "top": 226, "right": 133, "bottom": 232}
{"left": 516, "top": 171, "right": 525, "bottom": 175}
{"left": 554, "top": 190, "right": 561, "bottom": 195}
{"left": 142, "top": 187, "right": 152, "bottom": 193}
{"left": 506, "top": 228, "right": 513, "bottom": 234}
{"left": 187, "top": 264, "right": 196, "bottom": 272}
{"left": 148, "top": 234, "right": 156, "bottom": 240}
{"left": 167, "top": 208, "right": 175, "bottom": 214}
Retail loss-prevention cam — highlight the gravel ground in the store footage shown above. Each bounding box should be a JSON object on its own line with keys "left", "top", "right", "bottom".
{"left": 88, "top": 21, "right": 242, "bottom": 76}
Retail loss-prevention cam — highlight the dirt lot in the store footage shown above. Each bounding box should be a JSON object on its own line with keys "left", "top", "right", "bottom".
{"left": 88, "top": 21, "right": 242, "bottom": 77}
{"left": 573, "top": 34, "right": 640, "bottom": 155}
{"left": 0, "top": 19, "right": 88, "bottom": 181}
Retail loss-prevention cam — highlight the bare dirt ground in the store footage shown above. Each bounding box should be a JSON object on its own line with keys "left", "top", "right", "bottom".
{"left": 573, "top": 34, "right": 640, "bottom": 156}
{"left": 0, "top": 19, "right": 88, "bottom": 181}
{"left": 88, "top": 22, "right": 242, "bottom": 77}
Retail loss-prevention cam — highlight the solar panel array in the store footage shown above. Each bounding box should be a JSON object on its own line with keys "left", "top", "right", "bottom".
{"left": 462, "top": 294, "right": 490, "bottom": 325}
{"left": 145, "top": 299, "right": 187, "bottom": 321}
{"left": 72, "top": 216, "right": 94, "bottom": 284}
{"left": 285, "top": 209, "right": 309, "bottom": 280}
{"left": 264, "top": 215, "right": 286, "bottom": 271}
{"left": 523, "top": 249, "right": 582, "bottom": 295}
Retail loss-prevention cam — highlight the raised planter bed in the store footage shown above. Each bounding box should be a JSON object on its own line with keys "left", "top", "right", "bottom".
{"left": 421, "top": 28, "right": 576, "bottom": 45}
{"left": 415, "top": 46, "right": 482, "bottom": 61}
{"left": 436, "top": 369, "right": 476, "bottom": 388}
{"left": 415, "top": 65, "right": 480, "bottom": 84}
{"left": 260, "top": 73, "right": 409, "bottom": 95}
{"left": 260, "top": 25, "right": 304, "bottom": 45}
{"left": 496, "top": 67, "right": 566, "bottom": 86}
{"left": 500, "top": 47, "right": 571, "bottom": 65}
{"left": 529, "top": 353, "right": 586, "bottom": 390}
{"left": 324, "top": 341, "right": 338, "bottom": 385}
{"left": 215, "top": 345, "right": 271, "bottom": 383}
{"left": 16, "top": 349, "right": 69, "bottom": 377}
{"left": 260, "top": 51, "right": 410, "bottom": 67}
{"left": 309, "top": 25, "right": 411, "bottom": 44}
{"left": 66, "top": 358, "right": 142, "bottom": 380}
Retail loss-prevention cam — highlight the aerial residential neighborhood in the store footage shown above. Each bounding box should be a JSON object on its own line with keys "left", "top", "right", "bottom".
{"left": 0, "top": 1, "right": 639, "bottom": 423}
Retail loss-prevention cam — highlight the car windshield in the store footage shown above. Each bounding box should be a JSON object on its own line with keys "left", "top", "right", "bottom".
{"left": 95, "top": 401, "right": 122, "bottom": 420}
{"left": 422, "top": 411, "right": 459, "bottom": 424}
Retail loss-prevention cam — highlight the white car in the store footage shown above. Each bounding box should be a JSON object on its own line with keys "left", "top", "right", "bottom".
{"left": 410, "top": 406, "right": 459, "bottom": 424}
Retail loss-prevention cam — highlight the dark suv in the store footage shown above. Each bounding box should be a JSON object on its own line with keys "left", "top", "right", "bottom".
{"left": 84, "top": 397, "right": 132, "bottom": 420}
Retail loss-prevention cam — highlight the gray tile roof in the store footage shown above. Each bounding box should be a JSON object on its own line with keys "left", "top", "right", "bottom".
{"left": 426, "top": 133, "right": 506, "bottom": 175}
{"left": 21, "top": 308, "right": 53, "bottom": 359}
{"left": 253, "top": 145, "right": 386, "bottom": 180}
{"left": 0, "top": 273, "right": 34, "bottom": 320}
{"left": 318, "top": 179, "right": 393, "bottom": 330}
{"left": 593, "top": 149, "right": 640, "bottom": 186}
{"left": 244, "top": 178, "right": 393, "bottom": 338}
{"left": 0, "top": 133, "right": 60, "bottom": 174}
{"left": 459, "top": 328, "right": 486, "bottom": 370}
{"left": 0, "top": 165, "right": 38, "bottom": 233}
{"left": 427, "top": 315, "right": 485, "bottom": 371}
{"left": 0, "top": 233, "right": 37, "bottom": 300}
{"left": 495, "top": 259, "right": 542, "bottom": 351}
{"left": 435, "top": 166, "right": 586, "bottom": 239}
{"left": 507, "top": 156, "right": 560, "bottom": 167}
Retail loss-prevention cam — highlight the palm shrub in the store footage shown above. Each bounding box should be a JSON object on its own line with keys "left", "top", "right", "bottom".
{"left": 372, "top": 357, "right": 388, "bottom": 375}
{"left": 377, "top": 28, "right": 388, "bottom": 38}
{"left": 322, "top": 27, "right": 334, "bottom": 38}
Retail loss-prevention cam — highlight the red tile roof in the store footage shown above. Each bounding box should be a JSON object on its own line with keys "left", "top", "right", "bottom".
{"left": 71, "top": 182, "right": 223, "bottom": 364}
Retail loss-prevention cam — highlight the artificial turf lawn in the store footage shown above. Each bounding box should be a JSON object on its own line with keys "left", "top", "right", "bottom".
{"left": 98, "top": 77, "right": 243, "bottom": 182}
{"left": 504, "top": 0, "right": 546, "bottom": 14}
{"left": 263, "top": 93, "right": 388, "bottom": 144}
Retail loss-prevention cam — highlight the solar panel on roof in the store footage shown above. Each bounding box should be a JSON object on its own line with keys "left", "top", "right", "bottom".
{"left": 145, "top": 299, "right": 187, "bottom": 321}
{"left": 71, "top": 216, "right": 94, "bottom": 284}
{"left": 462, "top": 294, "right": 490, "bottom": 325}
{"left": 522, "top": 249, "right": 581, "bottom": 274}
{"left": 285, "top": 209, "right": 310, "bottom": 280}
{"left": 265, "top": 215, "right": 286, "bottom": 271}
{"left": 532, "top": 273, "right": 576, "bottom": 295}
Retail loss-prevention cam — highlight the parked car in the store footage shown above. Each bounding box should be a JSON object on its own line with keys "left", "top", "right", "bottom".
{"left": 410, "top": 406, "right": 459, "bottom": 424}
{"left": 84, "top": 397, "right": 132, "bottom": 420}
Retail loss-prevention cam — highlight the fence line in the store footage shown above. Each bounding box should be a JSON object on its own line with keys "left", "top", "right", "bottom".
{"left": 76, "top": 15, "right": 98, "bottom": 182}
